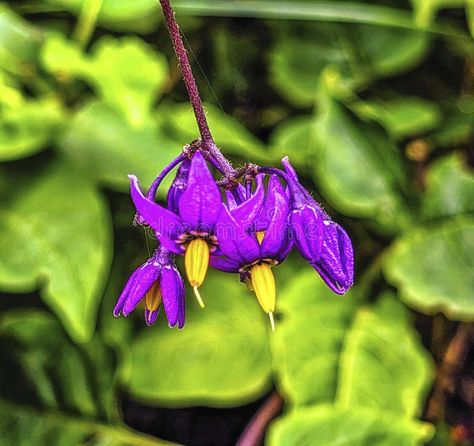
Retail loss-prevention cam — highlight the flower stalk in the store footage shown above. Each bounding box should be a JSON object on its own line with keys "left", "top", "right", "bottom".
{"left": 158, "top": 0, "right": 236, "bottom": 179}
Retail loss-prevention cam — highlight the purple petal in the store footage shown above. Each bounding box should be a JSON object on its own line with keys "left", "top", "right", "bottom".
{"left": 160, "top": 263, "right": 186, "bottom": 328}
{"left": 260, "top": 176, "right": 291, "bottom": 259}
{"left": 312, "top": 221, "right": 354, "bottom": 294}
{"left": 230, "top": 175, "right": 265, "bottom": 227}
{"left": 129, "top": 175, "right": 182, "bottom": 254}
{"left": 225, "top": 184, "right": 246, "bottom": 210}
{"left": 210, "top": 255, "right": 242, "bottom": 273}
{"left": 215, "top": 206, "right": 260, "bottom": 267}
{"left": 178, "top": 151, "right": 222, "bottom": 230}
{"left": 290, "top": 204, "right": 324, "bottom": 262}
{"left": 167, "top": 159, "right": 191, "bottom": 214}
{"left": 145, "top": 308, "right": 159, "bottom": 326}
{"left": 121, "top": 260, "right": 162, "bottom": 316}
{"left": 113, "top": 266, "right": 141, "bottom": 316}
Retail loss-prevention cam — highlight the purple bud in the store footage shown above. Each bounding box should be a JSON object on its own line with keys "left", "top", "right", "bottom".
{"left": 166, "top": 158, "right": 191, "bottom": 214}
{"left": 282, "top": 157, "right": 354, "bottom": 294}
{"left": 311, "top": 220, "right": 354, "bottom": 294}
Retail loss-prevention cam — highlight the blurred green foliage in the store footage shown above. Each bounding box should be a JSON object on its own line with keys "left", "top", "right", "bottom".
{"left": 0, "top": 1, "right": 473, "bottom": 445}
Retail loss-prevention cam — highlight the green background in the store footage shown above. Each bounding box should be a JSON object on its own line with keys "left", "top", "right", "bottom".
{"left": 0, "top": 1, "right": 473, "bottom": 445}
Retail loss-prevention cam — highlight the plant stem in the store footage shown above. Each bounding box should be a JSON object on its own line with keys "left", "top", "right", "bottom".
{"left": 158, "top": 0, "right": 236, "bottom": 178}
{"left": 236, "top": 392, "right": 284, "bottom": 446}
{"left": 73, "top": 0, "right": 103, "bottom": 49}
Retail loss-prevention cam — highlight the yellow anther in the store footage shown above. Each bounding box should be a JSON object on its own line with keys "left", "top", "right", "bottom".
{"left": 256, "top": 231, "right": 265, "bottom": 244}
{"left": 185, "top": 238, "right": 210, "bottom": 308}
{"left": 250, "top": 263, "right": 276, "bottom": 314}
{"left": 145, "top": 282, "right": 162, "bottom": 322}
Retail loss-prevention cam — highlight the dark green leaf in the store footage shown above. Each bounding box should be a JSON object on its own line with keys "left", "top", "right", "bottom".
{"left": 311, "top": 72, "right": 411, "bottom": 231}
{"left": 422, "top": 153, "right": 474, "bottom": 219}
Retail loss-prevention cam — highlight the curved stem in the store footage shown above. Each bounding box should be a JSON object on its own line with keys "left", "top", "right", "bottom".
{"left": 146, "top": 154, "right": 186, "bottom": 200}
{"left": 236, "top": 392, "right": 284, "bottom": 446}
{"left": 158, "top": 0, "right": 237, "bottom": 177}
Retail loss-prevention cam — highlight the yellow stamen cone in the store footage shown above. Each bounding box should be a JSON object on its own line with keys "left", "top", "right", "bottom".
{"left": 185, "top": 238, "right": 210, "bottom": 308}
{"left": 250, "top": 263, "right": 276, "bottom": 314}
{"left": 145, "top": 282, "right": 162, "bottom": 322}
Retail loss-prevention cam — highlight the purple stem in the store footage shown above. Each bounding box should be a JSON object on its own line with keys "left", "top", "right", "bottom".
{"left": 158, "top": 0, "right": 236, "bottom": 178}
{"left": 147, "top": 153, "right": 185, "bottom": 200}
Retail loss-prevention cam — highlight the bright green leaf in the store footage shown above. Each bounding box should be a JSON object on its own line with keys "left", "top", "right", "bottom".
{"left": 271, "top": 271, "right": 358, "bottom": 407}
{"left": 352, "top": 96, "right": 442, "bottom": 139}
{"left": 0, "top": 4, "right": 42, "bottom": 75}
{"left": 162, "top": 102, "right": 269, "bottom": 162}
{"left": 384, "top": 217, "right": 474, "bottom": 320}
{"left": 0, "top": 161, "right": 112, "bottom": 342}
{"left": 268, "top": 405, "right": 434, "bottom": 446}
{"left": 410, "top": 0, "right": 466, "bottom": 27}
{"left": 43, "top": 0, "right": 160, "bottom": 33}
{"left": 121, "top": 270, "right": 272, "bottom": 407}
{"left": 337, "top": 294, "right": 434, "bottom": 417}
{"left": 0, "top": 78, "right": 63, "bottom": 161}
{"left": 57, "top": 100, "right": 181, "bottom": 190}
{"left": 422, "top": 153, "right": 474, "bottom": 219}
{"left": 42, "top": 34, "right": 168, "bottom": 125}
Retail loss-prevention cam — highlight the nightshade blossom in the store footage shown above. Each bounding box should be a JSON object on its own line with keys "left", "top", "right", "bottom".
{"left": 128, "top": 151, "right": 222, "bottom": 307}
{"left": 114, "top": 246, "right": 185, "bottom": 328}
{"left": 211, "top": 175, "right": 292, "bottom": 329}
{"left": 283, "top": 157, "right": 354, "bottom": 294}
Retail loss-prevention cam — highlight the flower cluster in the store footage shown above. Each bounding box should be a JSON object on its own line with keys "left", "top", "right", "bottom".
{"left": 114, "top": 147, "right": 354, "bottom": 330}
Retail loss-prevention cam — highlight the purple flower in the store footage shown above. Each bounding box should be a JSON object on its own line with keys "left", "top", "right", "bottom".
{"left": 166, "top": 158, "right": 191, "bottom": 214}
{"left": 129, "top": 151, "right": 223, "bottom": 307}
{"left": 114, "top": 247, "right": 185, "bottom": 328}
{"left": 211, "top": 175, "right": 291, "bottom": 329}
{"left": 283, "top": 157, "right": 354, "bottom": 294}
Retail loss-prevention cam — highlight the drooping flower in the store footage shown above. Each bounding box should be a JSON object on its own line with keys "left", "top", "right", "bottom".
{"left": 114, "top": 246, "right": 185, "bottom": 328}
{"left": 128, "top": 151, "right": 223, "bottom": 306}
{"left": 282, "top": 157, "right": 354, "bottom": 294}
{"left": 211, "top": 175, "right": 291, "bottom": 329}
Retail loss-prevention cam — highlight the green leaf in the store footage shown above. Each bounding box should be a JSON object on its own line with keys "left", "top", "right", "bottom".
{"left": 0, "top": 78, "right": 63, "bottom": 161}
{"left": 43, "top": 0, "right": 160, "bottom": 33}
{"left": 268, "top": 405, "right": 433, "bottom": 446}
{"left": 311, "top": 72, "right": 411, "bottom": 231}
{"left": 337, "top": 294, "right": 434, "bottom": 417}
{"left": 352, "top": 96, "right": 442, "bottom": 140}
{"left": 269, "top": 22, "right": 428, "bottom": 106}
{"left": 384, "top": 217, "right": 474, "bottom": 320}
{"left": 0, "top": 161, "right": 112, "bottom": 342}
{"left": 468, "top": 0, "right": 474, "bottom": 38}
{"left": 269, "top": 116, "right": 313, "bottom": 168}
{"left": 162, "top": 102, "right": 269, "bottom": 162}
{"left": 0, "top": 310, "right": 113, "bottom": 418}
{"left": 0, "top": 399, "right": 175, "bottom": 446}
{"left": 410, "top": 0, "right": 466, "bottom": 27}
{"left": 121, "top": 270, "right": 272, "bottom": 406}
{"left": 272, "top": 271, "right": 358, "bottom": 407}
{"left": 422, "top": 153, "right": 474, "bottom": 220}
{"left": 0, "top": 4, "right": 43, "bottom": 75}
{"left": 42, "top": 34, "right": 168, "bottom": 125}
{"left": 57, "top": 100, "right": 181, "bottom": 190}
